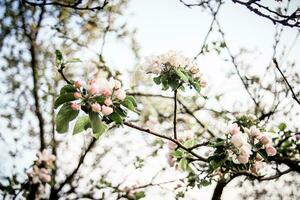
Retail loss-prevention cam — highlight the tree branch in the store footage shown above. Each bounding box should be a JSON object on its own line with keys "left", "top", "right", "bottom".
{"left": 124, "top": 121, "right": 207, "bottom": 162}
{"left": 22, "top": 0, "right": 109, "bottom": 12}
{"left": 273, "top": 58, "right": 300, "bottom": 106}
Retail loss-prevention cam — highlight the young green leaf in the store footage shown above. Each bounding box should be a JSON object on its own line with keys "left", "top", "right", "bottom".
{"left": 124, "top": 96, "right": 137, "bottom": 107}
{"left": 54, "top": 93, "right": 76, "bottom": 109}
{"left": 73, "top": 116, "right": 91, "bottom": 135}
{"left": 108, "top": 112, "right": 123, "bottom": 125}
{"left": 55, "top": 50, "right": 63, "bottom": 63}
{"left": 121, "top": 98, "right": 137, "bottom": 112}
{"left": 66, "top": 58, "right": 82, "bottom": 63}
{"left": 89, "top": 112, "right": 108, "bottom": 139}
{"left": 60, "top": 84, "right": 77, "bottom": 95}
{"left": 56, "top": 103, "right": 79, "bottom": 133}
{"left": 175, "top": 68, "right": 188, "bottom": 82}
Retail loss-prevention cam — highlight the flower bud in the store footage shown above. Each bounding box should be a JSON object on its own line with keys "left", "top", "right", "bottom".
{"left": 104, "top": 98, "right": 113, "bottom": 106}
{"left": 231, "top": 134, "right": 244, "bottom": 148}
{"left": 265, "top": 144, "right": 277, "bottom": 156}
{"left": 101, "top": 105, "right": 113, "bottom": 116}
{"left": 101, "top": 88, "right": 112, "bottom": 97}
{"left": 229, "top": 123, "right": 240, "bottom": 136}
{"left": 200, "top": 80, "right": 207, "bottom": 87}
{"left": 259, "top": 135, "right": 271, "bottom": 145}
{"left": 74, "top": 92, "right": 81, "bottom": 99}
{"left": 91, "top": 103, "right": 101, "bottom": 112}
{"left": 88, "top": 83, "right": 98, "bottom": 95}
{"left": 115, "top": 89, "right": 126, "bottom": 101}
{"left": 237, "top": 154, "right": 249, "bottom": 164}
{"left": 249, "top": 125, "right": 261, "bottom": 138}
{"left": 70, "top": 103, "right": 81, "bottom": 111}
{"left": 74, "top": 80, "right": 82, "bottom": 88}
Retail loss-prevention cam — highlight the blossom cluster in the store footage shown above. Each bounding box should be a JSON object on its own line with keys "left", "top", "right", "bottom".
{"left": 227, "top": 115, "right": 277, "bottom": 173}
{"left": 166, "top": 130, "right": 194, "bottom": 167}
{"left": 70, "top": 77, "right": 126, "bottom": 116}
{"left": 27, "top": 149, "right": 56, "bottom": 185}
{"left": 144, "top": 51, "right": 207, "bottom": 87}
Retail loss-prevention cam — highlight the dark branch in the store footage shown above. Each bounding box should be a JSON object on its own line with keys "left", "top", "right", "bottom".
{"left": 22, "top": 0, "right": 109, "bottom": 11}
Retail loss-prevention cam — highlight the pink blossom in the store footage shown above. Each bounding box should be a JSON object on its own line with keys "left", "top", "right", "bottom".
{"left": 70, "top": 103, "right": 81, "bottom": 111}
{"left": 101, "top": 105, "right": 113, "bottom": 116}
{"left": 40, "top": 174, "right": 51, "bottom": 183}
{"left": 114, "top": 80, "right": 122, "bottom": 90}
{"left": 74, "top": 92, "right": 81, "bottom": 99}
{"left": 231, "top": 134, "right": 244, "bottom": 148}
{"left": 74, "top": 80, "right": 82, "bottom": 88}
{"left": 229, "top": 123, "right": 240, "bottom": 136}
{"left": 249, "top": 125, "right": 261, "bottom": 138}
{"left": 295, "top": 134, "right": 300, "bottom": 141}
{"left": 88, "top": 83, "right": 98, "bottom": 95}
{"left": 166, "top": 153, "right": 175, "bottom": 167}
{"left": 200, "top": 80, "right": 207, "bottom": 87}
{"left": 265, "top": 144, "right": 277, "bottom": 156}
{"left": 167, "top": 141, "right": 177, "bottom": 150}
{"left": 237, "top": 154, "right": 249, "bottom": 164}
{"left": 259, "top": 135, "right": 271, "bottom": 145}
{"left": 251, "top": 161, "right": 263, "bottom": 174}
{"left": 101, "top": 88, "right": 112, "bottom": 97}
{"left": 104, "top": 98, "right": 113, "bottom": 106}
{"left": 91, "top": 103, "right": 101, "bottom": 112}
{"left": 115, "top": 89, "right": 126, "bottom": 101}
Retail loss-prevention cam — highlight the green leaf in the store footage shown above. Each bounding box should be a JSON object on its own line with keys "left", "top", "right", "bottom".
{"left": 121, "top": 98, "right": 137, "bottom": 112}
{"left": 60, "top": 84, "right": 77, "bottom": 95}
{"left": 92, "top": 96, "right": 106, "bottom": 104}
{"left": 175, "top": 68, "right": 188, "bottom": 82}
{"left": 179, "top": 158, "right": 188, "bottom": 171}
{"left": 153, "top": 76, "right": 161, "bottom": 85}
{"left": 55, "top": 50, "right": 63, "bottom": 63}
{"left": 124, "top": 96, "right": 137, "bottom": 107}
{"left": 108, "top": 112, "right": 123, "bottom": 125}
{"left": 73, "top": 116, "right": 91, "bottom": 135}
{"left": 115, "top": 106, "right": 127, "bottom": 117}
{"left": 278, "top": 123, "right": 287, "bottom": 131}
{"left": 54, "top": 93, "right": 76, "bottom": 109}
{"left": 56, "top": 103, "right": 79, "bottom": 133}
{"left": 172, "top": 150, "right": 183, "bottom": 159}
{"left": 89, "top": 112, "right": 108, "bottom": 139}
{"left": 135, "top": 191, "right": 145, "bottom": 199}
{"left": 200, "top": 179, "right": 211, "bottom": 187}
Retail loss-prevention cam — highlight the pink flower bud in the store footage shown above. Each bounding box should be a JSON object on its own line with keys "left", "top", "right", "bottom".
{"left": 115, "top": 89, "right": 126, "bottom": 101}
{"left": 167, "top": 141, "right": 177, "bottom": 150}
{"left": 200, "top": 80, "right": 207, "bottom": 87}
{"left": 296, "top": 134, "right": 300, "bottom": 141}
{"left": 229, "top": 123, "right": 240, "bottom": 136}
{"left": 265, "top": 144, "right": 277, "bottom": 156}
{"left": 114, "top": 80, "right": 122, "bottom": 90}
{"left": 91, "top": 103, "right": 101, "bottom": 112}
{"left": 74, "top": 92, "right": 81, "bottom": 99}
{"left": 101, "top": 88, "right": 112, "bottom": 97}
{"left": 70, "top": 103, "right": 81, "bottom": 111}
{"left": 101, "top": 105, "right": 113, "bottom": 116}
{"left": 231, "top": 134, "right": 244, "bottom": 148}
{"left": 88, "top": 84, "right": 98, "bottom": 96}
{"left": 40, "top": 174, "right": 51, "bottom": 183}
{"left": 259, "top": 135, "right": 271, "bottom": 145}
{"left": 74, "top": 80, "right": 82, "bottom": 88}
{"left": 40, "top": 168, "right": 49, "bottom": 174}
{"left": 166, "top": 153, "right": 175, "bottom": 167}
{"left": 251, "top": 161, "right": 263, "bottom": 174}
{"left": 237, "top": 154, "right": 249, "bottom": 164}
{"left": 249, "top": 125, "right": 261, "bottom": 138}
{"left": 104, "top": 98, "right": 113, "bottom": 106}
{"left": 190, "top": 66, "right": 199, "bottom": 74}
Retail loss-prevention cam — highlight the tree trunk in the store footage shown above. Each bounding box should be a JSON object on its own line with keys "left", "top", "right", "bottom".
{"left": 211, "top": 179, "right": 226, "bottom": 200}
